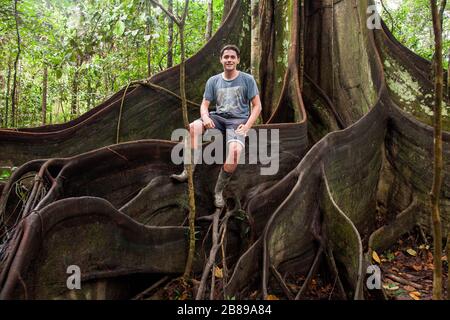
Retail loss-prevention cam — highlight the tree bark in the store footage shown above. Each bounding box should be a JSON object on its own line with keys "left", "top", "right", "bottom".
{"left": 87, "top": 76, "right": 93, "bottom": 110}
{"left": 250, "top": 0, "right": 261, "bottom": 88}
{"left": 430, "top": 0, "right": 443, "bottom": 300}
{"left": 146, "top": 1, "right": 152, "bottom": 78}
{"left": 42, "top": 64, "right": 48, "bottom": 125}
{"left": 167, "top": 0, "right": 174, "bottom": 68}
{"left": 71, "top": 66, "right": 79, "bottom": 119}
{"left": 222, "top": 0, "right": 233, "bottom": 22}
{"left": 205, "top": 0, "right": 213, "bottom": 41}
{"left": 299, "top": 0, "right": 305, "bottom": 89}
{"left": 11, "top": 0, "right": 21, "bottom": 128}
{"left": 4, "top": 55, "right": 12, "bottom": 128}
{"left": 447, "top": 233, "right": 450, "bottom": 300}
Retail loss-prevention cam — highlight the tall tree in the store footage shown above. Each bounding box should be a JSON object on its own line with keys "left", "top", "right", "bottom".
{"left": 42, "top": 64, "right": 48, "bottom": 125}
{"left": 167, "top": 0, "right": 174, "bottom": 68}
{"left": 4, "top": 55, "right": 12, "bottom": 128}
{"left": 205, "top": 0, "right": 213, "bottom": 41}
{"left": 146, "top": 0, "right": 153, "bottom": 78}
{"left": 430, "top": 0, "right": 444, "bottom": 300}
{"left": 11, "top": 0, "right": 21, "bottom": 127}
{"left": 222, "top": 0, "right": 233, "bottom": 22}
{"left": 149, "top": 0, "right": 195, "bottom": 280}
{"left": 250, "top": 0, "right": 260, "bottom": 87}
{"left": 71, "top": 60, "right": 80, "bottom": 119}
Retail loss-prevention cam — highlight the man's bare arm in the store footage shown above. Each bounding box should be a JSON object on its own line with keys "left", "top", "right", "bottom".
{"left": 200, "top": 99, "right": 215, "bottom": 128}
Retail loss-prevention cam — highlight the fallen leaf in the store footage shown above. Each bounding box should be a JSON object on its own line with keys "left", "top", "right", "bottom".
{"left": 409, "top": 291, "right": 421, "bottom": 300}
{"left": 419, "top": 244, "right": 430, "bottom": 250}
{"left": 288, "top": 284, "right": 300, "bottom": 291}
{"left": 214, "top": 266, "right": 223, "bottom": 279}
{"left": 411, "top": 264, "right": 422, "bottom": 271}
{"left": 406, "top": 248, "right": 417, "bottom": 256}
{"left": 372, "top": 251, "right": 381, "bottom": 264}
{"left": 178, "top": 292, "right": 188, "bottom": 300}
{"left": 383, "top": 284, "right": 399, "bottom": 291}
{"left": 391, "top": 267, "right": 400, "bottom": 272}
{"left": 403, "top": 285, "right": 416, "bottom": 292}
{"left": 409, "top": 292, "right": 420, "bottom": 300}
{"left": 441, "top": 255, "right": 447, "bottom": 261}
{"left": 266, "top": 294, "right": 279, "bottom": 300}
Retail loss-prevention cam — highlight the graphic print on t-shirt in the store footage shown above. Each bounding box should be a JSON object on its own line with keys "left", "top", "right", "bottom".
{"left": 216, "top": 86, "right": 244, "bottom": 114}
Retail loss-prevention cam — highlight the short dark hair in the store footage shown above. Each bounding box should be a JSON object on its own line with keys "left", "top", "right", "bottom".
{"left": 220, "top": 44, "right": 240, "bottom": 58}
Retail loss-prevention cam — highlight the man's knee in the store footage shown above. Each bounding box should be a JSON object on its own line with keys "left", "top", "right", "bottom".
{"left": 228, "top": 142, "right": 243, "bottom": 162}
{"left": 190, "top": 120, "right": 204, "bottom": 134}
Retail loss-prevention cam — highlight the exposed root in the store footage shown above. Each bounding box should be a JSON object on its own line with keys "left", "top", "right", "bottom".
{"left": 196, "top": 206, "right": 235, "bottom": 300}
{"left": 368, "top": 196, "right": 418, "bottom": 253}
{"left": 295, "top": 245, "right": 324, "bottom": 300}
{"left": 323, "top": 246, "right": 347, "bottom": 300}
{"left": 270, "top": 264, "right": 294, "bottom": 300}
{"left": 132, "top": 276, "right": 170, "bottom": 300}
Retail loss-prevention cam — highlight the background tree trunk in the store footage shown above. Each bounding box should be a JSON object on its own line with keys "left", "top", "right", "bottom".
{"left": 42, "top": 64, "right": 48, "bottom": 125}
{"left": 71, "top": 66, "right": 79, "bottom": 119}
{"left": 11, "top": 0, "right": 21, "bottom": 127}
{"left": 167, "top": 0, "right": 174, "bottom": 68}
{"left": 430, "top": 0, "right": 443, "bottom": 300}
{"left": 4, "top": 56, "right": 12, "bottom": 128}
{"left": 250, "top": 0, "right": 261, "bottom": 88}
{"left": 222, "top": 0, "right": 233, "bottom": 22}
{"left": 87, "top": 76, "right": 93, "bottom": 110}
{"left": 146, "top": 1, "right": 152, "bottom": 78}
{"left": 205, "top": 0, "right": 213, "bottom": 41}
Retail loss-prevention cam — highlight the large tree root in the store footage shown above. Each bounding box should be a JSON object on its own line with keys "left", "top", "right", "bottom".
{"left": 196, "top": 204, "right": 237, "bottom": 300}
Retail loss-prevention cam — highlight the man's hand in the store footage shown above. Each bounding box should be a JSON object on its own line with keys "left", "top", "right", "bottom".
{"left": 235, "top": 124, "right": 249, "bottom": 136}
{"left": 202, "top": 116, "right": 215, "bottom": 129}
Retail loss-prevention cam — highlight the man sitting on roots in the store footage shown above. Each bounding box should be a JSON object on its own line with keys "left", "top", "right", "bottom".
{"left": 171, "top": 44, "right": 262, "bottom": 208}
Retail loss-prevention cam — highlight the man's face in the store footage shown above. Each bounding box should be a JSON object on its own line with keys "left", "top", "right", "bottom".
{"left": 220, "top": 49, "right": 240, "bottom": 72}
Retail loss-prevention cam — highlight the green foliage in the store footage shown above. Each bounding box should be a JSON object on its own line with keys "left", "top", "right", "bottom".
{"left": 382, "top": 0, "right": 449, "bottom": 67}
{"left": 0, "top": 167, "right": 12, "bottom": 181}
{"left": 0, "top": 0, "right": 224, "bottom": 128}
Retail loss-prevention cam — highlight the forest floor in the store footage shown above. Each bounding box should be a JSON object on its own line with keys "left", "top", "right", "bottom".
{"left": 142, "top": 229, "right": 448, "bottom": 300}
{"left": 377, "top": 230, "right": 448, "bottom": 300}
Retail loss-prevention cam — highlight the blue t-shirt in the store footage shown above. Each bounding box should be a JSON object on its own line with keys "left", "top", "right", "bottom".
{"left": 203, "top": 71, "right": 259, "bottom": 119}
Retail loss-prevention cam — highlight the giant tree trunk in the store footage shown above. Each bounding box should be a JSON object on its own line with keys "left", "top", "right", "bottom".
{"left": 1, "top": 0, "right": 450, "bottom": 300}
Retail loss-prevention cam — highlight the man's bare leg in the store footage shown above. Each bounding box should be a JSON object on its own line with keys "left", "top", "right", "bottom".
{"left": 171, "top": 120, "right": 204, "bottom": 182}
{"left": 214, "top": 141, "right": 243, "bottom": 207}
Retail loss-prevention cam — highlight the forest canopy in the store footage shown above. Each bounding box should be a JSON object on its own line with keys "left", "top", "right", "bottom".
{"left": 0, "top": 0, "right": 224, "bottom": 127}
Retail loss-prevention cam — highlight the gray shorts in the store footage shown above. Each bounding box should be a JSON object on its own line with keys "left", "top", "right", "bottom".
{"left": 201, "top": 113, "right": 247, "bottom": 148}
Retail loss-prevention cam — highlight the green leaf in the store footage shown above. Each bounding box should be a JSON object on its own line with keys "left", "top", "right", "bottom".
{"left": 113, "top": 20, "right": 125, "bottom": 37}
{"left": 55, "top": 69, "right": 63, "bottom": 79}
{"left": 144, "top": 34, "right": 151, "bottom": 42}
